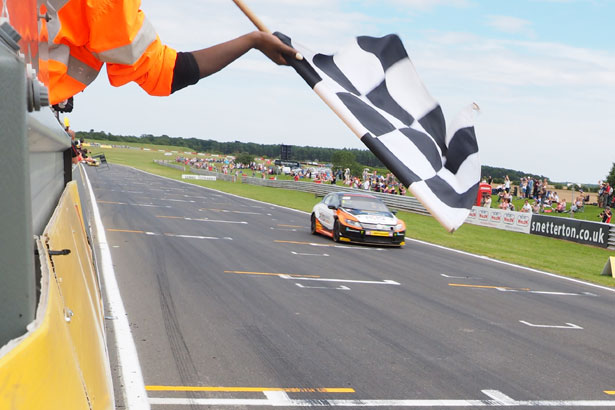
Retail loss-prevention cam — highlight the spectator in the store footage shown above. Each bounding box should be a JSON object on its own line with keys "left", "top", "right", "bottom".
{"left": 504, "top": 175, "right": 511, "bottom": 193}
{"left": 600, "top": 207, "right": 612, "bottom": 224}
{"left": 521, "top": 199, "right": 532, "bottom": 213}
{"left": 532, "top": 201, "right": 541, "bottom": 214}
{"left": 499, "top": 198, "right": 509, "bottom": 210}
{"left": 571, "top": 195, "right": 584, "bottom": 213}
{"left": 555, "top": 198, "right": 567, "bottom": 213}
{"left": 483, "top": 195, "right": 492, "bottom": 208}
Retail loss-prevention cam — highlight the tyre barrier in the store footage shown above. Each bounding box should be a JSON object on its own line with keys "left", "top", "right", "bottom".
{"left": 0, "top": 182, "right": 113, "bottom": 410}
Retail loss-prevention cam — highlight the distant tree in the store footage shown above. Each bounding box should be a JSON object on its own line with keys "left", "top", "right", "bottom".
{"left": 331, "top": 150, "right": 358, "bottom": 173}
{"left": 235, "top": 152, "right": 253, "bottom": 166}
{"left": 606, "top": 163, "right": 615, "bottom": 187}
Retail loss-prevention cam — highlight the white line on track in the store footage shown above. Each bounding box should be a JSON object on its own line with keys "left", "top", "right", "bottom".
{"left": 162, "top": 216, "right": 247, "bottom": 224}
{"left": 296, "top": 283, "right": 350, "bottom": 290}
{"left": 279, "top": 274, "right": 400, "bottom": 285}
{"left": 82, "top": 166, "right": 150, "bottom": 409}
{"left": 148, "top": 396, "right": 615, "bottom": 407}
{"left": 519, "top": 321, "right": 583, "bottom": 329}
{"left": 291, "top": 251, "right": 329, "bottom": 256}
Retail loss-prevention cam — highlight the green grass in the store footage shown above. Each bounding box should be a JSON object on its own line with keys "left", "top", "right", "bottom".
{"left": 90, "top": 140, "right": 615, "bottom": 288}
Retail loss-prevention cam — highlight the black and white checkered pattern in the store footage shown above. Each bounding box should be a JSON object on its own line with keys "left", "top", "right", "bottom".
{"left": 276, "top": 33, "right": 480, "bottom": 232}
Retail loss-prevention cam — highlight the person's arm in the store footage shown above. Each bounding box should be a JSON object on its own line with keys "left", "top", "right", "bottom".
{"left": 193, "top": 31, "right": 298, "bottom": 78}
{"left": 172, "top": 31, "right": 299, "bottom": 93}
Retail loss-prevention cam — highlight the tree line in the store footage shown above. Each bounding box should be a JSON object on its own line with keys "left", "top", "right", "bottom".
{"left": 78, "top": 129, "right": 569, "bottom": 184}
{"left": 77, "top": 130, "right": 386, "bottom": 167}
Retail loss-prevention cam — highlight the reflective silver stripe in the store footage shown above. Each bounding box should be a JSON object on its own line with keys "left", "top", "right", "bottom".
{"left": 46, "top": 0, "right": 70, "bottom": 44}
{"left": 49, "top": 43, "right": 70, "bottom": 64}
{"left": 93, "top": 17, "right": 157, "bottom": 65}
{"left": 66, "top": 54, "right": 100, "bottom": 85}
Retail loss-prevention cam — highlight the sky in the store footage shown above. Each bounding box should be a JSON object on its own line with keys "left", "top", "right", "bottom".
{"left": 68, "top": 0, "right": 615, "bottom": 184}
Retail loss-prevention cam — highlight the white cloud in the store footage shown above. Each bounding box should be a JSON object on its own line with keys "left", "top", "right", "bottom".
{"left": 486, "top": 15, "right": 534, "bottom": 37}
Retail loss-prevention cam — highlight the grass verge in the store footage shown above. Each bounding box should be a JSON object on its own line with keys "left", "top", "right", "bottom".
{"left": 90, "top": 141, "right": 615, "bottom": 288}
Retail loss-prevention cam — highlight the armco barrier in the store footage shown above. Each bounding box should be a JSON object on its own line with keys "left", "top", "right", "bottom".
{"left": 191, "top": 167, "right": 237, "bottom": 182}
{"left": 154, "top": 159, "right": 186, "bottom": 171}
{"left": 241, "top": 177, "right": 431, "bottom": 215}
{"left": 0, "top": 182, "right": 113, "bottom": 409}
{"left": 154, "top": 160, "right": 238, "bottom": 181}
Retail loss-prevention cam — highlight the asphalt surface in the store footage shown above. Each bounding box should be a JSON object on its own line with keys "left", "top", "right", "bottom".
{"left": 84, "top": 164, "right": 615, "bottom": 409}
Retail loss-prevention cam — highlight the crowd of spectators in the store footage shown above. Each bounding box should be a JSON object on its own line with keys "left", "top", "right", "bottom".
{"left": 480, "top": 175, "right": 591, "bottom": 215}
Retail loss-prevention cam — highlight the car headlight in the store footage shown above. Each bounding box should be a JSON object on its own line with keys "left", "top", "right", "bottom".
{"left": 345, "top": 219, "right": 362, "bottom": 229}
{"left": 395, "top": 221, "right": 406, "bottom": 232}
{"left": 338, "top": 212, "right": 362, "bottom": 229}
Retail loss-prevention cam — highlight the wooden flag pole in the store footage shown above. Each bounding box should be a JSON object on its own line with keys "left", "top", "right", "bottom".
{"left": 231, "top": 0, "right": 271, "bottom": 33}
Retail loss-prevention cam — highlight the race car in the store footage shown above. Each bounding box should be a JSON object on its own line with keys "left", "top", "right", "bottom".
{"left": 311, "top": 192, "right": 406, "bottom": 246}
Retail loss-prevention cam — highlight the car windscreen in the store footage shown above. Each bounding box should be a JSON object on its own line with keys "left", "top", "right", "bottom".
{"left": 340, "top": 196, "right": 389, "bottom": 213}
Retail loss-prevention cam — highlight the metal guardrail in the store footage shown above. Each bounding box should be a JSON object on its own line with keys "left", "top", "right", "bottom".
{"left": 609, "top": 229, "right": 615, "bottom": 250}
{"left": 191, "top": 167, "right": 237, "bottom": 182}
{"left": 241, "top": 177, "right": 430, "bottom": 215}
{"left": 154, "top": 159, "right": 185, "bottom": 171}
{"left": 154, "top": 160, "right": 238, "bottom": 182}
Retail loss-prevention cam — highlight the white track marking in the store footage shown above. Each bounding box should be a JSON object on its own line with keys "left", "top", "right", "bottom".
{"left": 162, "top": 216, "right": 247, "bottom": 224}
{"left": 296, "top": 283, "right": 350, "bottom": 290}
{"left": 164, "top": 234, "right": 232, "bottom": 240}
{"left": 264, "top": 390, "right": 293, "bottom": 405}
{"left": 291, "top": 251, "right": 329, "bottom": 256}
{"left": 83, "top": 167, "right": 150, "bottom": 409}
{"left": 441, "top": 274, "right": 472, "bottom": 279}
{"left": 482, "top": 390, "right": 516, "bottom": 405}
{"left": 148, "top": 396, "right": 615, "bottom": 407}
{"left": 279, "top": 274, "right": 400, "bottom": 286}
{"left": 519, "top": 321, "right": 583, "bottom": 329}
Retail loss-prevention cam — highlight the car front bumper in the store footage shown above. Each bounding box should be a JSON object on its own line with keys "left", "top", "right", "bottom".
{"left": 338, "top": 225, "right": 405, "bottom": 246}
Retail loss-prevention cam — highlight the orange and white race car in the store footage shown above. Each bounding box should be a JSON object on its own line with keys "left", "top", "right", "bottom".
{"left": 311, "top": 192, "right": 406, "bottom": 246}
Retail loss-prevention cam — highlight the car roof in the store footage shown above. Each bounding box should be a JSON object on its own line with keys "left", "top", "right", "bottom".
{"left": 333, "top": 192, "right": 378, "bottom": 199}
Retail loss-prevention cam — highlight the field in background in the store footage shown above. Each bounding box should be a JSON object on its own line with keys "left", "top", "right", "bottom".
{"left": 85, "top": 140, "right": 615, "bottom": 288}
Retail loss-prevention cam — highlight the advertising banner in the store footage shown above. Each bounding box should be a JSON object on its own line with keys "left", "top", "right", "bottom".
{"left": 465, "top": 206, "right": 532, "bottom": 234}
{"left": 530, "top": 215, "right": 609, "bottom": 248}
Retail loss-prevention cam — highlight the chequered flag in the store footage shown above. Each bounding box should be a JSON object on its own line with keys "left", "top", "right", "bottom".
{"left": 276, "top": 32, "right": 480, "bottom": 232}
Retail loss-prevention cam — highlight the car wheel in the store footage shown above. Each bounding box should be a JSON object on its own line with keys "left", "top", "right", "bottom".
{"left": 333, "top": 219, "right": 341, "bottom": 242}
{"left": 310, "top": 214, "right": 317, "bottom": 235}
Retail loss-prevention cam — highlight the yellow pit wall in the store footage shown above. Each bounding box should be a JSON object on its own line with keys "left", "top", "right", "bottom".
{"left": 0, "top": 182, "right": 113, "bottom": 409}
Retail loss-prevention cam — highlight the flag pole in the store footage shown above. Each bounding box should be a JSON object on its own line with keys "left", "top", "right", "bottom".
{"left": 231, "top": 0, "right": 271, "bottom": 33}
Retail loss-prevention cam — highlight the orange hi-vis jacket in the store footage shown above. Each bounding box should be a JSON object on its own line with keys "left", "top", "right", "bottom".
{"left": 47, "top": 0, "right": 178, "bottom": 105}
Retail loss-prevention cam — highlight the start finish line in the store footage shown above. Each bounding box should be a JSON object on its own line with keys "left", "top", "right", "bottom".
{"left": 182, "top": 174, "right": 216, "bottom": 181}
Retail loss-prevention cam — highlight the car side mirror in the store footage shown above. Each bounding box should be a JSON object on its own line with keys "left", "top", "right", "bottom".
{"left": 391, "top": 209, "right": 398, "bottom": 215}
{"left": 327, "top": 204, "right": 337, "bottom": 210}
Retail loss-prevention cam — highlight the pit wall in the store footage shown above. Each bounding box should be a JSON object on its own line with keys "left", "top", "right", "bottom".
{"left": 0, "top": 182, "right": 113, "bottom": 410}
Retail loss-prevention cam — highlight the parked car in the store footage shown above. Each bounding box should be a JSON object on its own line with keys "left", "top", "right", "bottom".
{"left": 311, "top": 192, "right": 405, "bottom": 246}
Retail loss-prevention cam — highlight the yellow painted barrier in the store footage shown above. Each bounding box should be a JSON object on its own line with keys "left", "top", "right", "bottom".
{"left": 0, "top": 182, "right": 113, "bottom": 409}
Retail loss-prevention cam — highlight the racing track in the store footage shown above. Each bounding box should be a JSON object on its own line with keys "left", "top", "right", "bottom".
{"left": 83, "top": 164, "right": 615, "bottom": 409}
